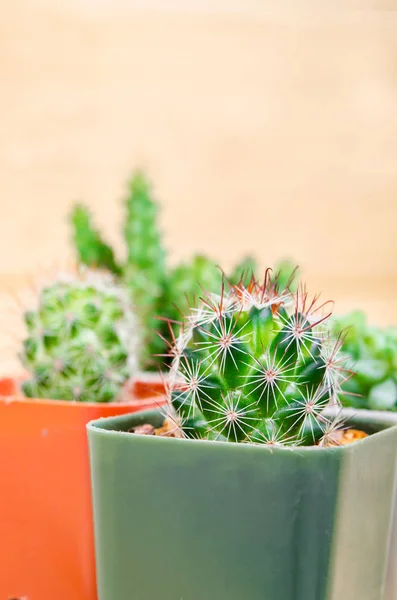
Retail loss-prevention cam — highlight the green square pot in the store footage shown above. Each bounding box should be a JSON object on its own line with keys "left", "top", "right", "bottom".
{"left": 88, "top": 409, "right": 397, "bottom": 600}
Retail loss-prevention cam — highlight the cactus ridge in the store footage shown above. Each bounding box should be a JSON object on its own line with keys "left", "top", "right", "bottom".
{"left": 167, "top": 271, "right": 347, "bottom": 446}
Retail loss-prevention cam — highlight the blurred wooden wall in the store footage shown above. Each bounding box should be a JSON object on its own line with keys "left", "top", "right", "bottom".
{"left": 0, "top": 0, "right": 397, "bottom": 326}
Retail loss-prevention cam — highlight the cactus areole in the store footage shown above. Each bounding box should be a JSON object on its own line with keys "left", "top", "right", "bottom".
{"left": 167, "top": 270, "right": 348, "bottom": 447}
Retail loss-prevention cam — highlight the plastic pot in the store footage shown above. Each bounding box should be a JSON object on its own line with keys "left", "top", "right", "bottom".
{"left": 339, "top": 408, "right": 397, "bottom": 600}
{"left": 0, "top": 375, "right": 165, "bottom": 600}
{"left": 88, "top": 409, "right": 397, "bottom": 600}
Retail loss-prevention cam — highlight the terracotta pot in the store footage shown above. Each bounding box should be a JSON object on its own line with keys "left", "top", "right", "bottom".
{"left": 125, "top": 370, "right": 168, "bottom": 400}
{"left": 0, "top": 375, "right": 166, "bottom": 600}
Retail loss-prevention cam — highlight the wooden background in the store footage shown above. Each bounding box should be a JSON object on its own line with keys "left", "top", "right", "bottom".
{"left": 0, "top": 0, "right": 397, "bottom": 371}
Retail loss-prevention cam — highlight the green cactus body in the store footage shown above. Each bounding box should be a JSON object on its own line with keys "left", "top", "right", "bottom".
{"left": 332, "top": 311, "right": 397, "bottom": 411}
{"left": 122, "top": 172, "right": 166, "bottom": 367}
{"left": 21, "top": 271, "right": 138, "bottom": 403}
{"left": 71, "top": 205, "right": 122, "bottom": 275}
{"left": 168, "top": 273, "right": 345, "bottom": 446}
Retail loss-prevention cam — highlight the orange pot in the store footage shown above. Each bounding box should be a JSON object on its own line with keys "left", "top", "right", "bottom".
{"left": 0, "top": 375, "right": 166, "bottom": 600}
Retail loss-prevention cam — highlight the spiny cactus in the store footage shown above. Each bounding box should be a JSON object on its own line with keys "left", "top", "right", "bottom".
{"left": 167, "top": 271, "right": 347, "bottom": 446}
{"left": 20, "top": 270, "right": 138, "bottom": 402}
{"left": 332, "top": 311, "right": 397, "bottom": 411}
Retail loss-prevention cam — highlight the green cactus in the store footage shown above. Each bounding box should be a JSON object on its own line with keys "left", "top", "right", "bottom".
{"left": 168, "top": 271, "right": 345, "bottom": 446}
{"left": 20, "top": 271, "right": 138, "bottom": 403}
{"left": 122, "top": 172, "right": 167, "bottom": 366}
{"left": 70, "top": 171, "right": 166, "bottom": 368}
{"left": 71, "top": 205, "right": 122, "bottom": 275}
{"left": 332, "top": 311, "right": 397, "bottom": 411}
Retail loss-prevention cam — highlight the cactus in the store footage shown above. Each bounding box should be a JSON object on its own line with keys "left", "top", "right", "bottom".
{"left": 122, "top": 172, "right": 167, "bottom": 366}
{"left": 71, "top": 205, "right": 122, "bottom": 275}
{"left": 70, "top": 171, "right": 166, "bottom": 368}
{"left": 20, "top": 270, "right": 138, "bottom": 403}
{"left": 332, "top": 311, "right": 397, "bottom": 411}
{"left": 167, "top": 271, "right": 346, "bottom": 446}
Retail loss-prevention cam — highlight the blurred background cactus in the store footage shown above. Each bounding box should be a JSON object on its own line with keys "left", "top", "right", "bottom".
{"left": 71, "top": 170, "right": 296, "bottom": 371}
{"left": 71, "top": 171, "right": 167, "bottom": 368}
{"left": 332, "top": 311, "right": 397, "bottom": 411}
{"left": 122, "top": 173, "right": 166, "bottom": 366}
{"left": 168, "top": 272, "right": 345, "bottom": 446}
{"left": 20, "top": 270, "right": 138, "bottom": 402}
{"left": 71, "top": 205, "right": 123, "bottom": 276}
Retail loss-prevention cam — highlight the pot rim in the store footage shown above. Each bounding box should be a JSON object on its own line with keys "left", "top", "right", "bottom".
{"left": 0, "top": 374, "right": 167, "bottom": 409}
{"left": 87, "top": 407, "right": 397, "bottom": 454}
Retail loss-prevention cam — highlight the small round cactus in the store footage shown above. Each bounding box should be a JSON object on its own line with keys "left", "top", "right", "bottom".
{"left": 167, "top": 271, "right": 347, "bottom": 446}
{"left": 20, "top": 270, "right": 138, "bottom": 402}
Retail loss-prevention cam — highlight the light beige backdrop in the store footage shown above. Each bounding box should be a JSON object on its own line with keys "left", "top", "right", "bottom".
{"left": 1, "top": 0, "right": 397, "bottom": 346}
